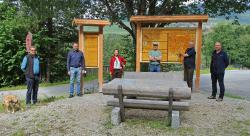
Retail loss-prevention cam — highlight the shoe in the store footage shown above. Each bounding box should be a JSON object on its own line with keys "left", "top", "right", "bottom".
{"left": 77, "top": 93, "right": 83, "bottom": 97}
{"left": 26, "top": 104, "right": 31, "bottom": 109}
{"left": 69, "top": 95, "right": 74, "bottom": 98}
{"left": 216, "top": 98, "right": 223, "bottom": 102}
{"left": 208, "top": 96, "right": 216, "bottom": 99}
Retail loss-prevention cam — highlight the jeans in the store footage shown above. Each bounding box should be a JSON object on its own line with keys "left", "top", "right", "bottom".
{"left": 211, "top": 72, "right": 225, "bottom": 99}
{"left": 70, "top": 67, "right": 81, "bottom": 95}
{"left": 149, "top": 64, "right": 160, "bottom": 72}
{"left": 26, "top": 77, "right": 39, "bottom": 104}
{"left": 184, "top": 65, "right": 194, "bottom": 91}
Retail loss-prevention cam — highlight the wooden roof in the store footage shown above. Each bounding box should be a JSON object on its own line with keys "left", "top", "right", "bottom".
{"left": 73, "top": 19, "right": 111, "bottom": 26}
{"left": 130, "top": 15, "right": 208, "bottom": 23}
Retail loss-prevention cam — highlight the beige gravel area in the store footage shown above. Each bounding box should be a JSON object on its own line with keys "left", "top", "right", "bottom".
{"left": 0, "top": 92, "right": 250, "bottom": 136}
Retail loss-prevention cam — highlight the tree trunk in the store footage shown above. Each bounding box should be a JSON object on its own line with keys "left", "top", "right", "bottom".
{"left": 46, "top": 17, "right": 53, "bottom": 82}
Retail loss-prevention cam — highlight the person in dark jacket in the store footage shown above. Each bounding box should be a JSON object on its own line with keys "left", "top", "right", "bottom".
{"left": 208, "top": 42, "right": 229, "bottom": 102}
{"left": 67, "top": 42, "right": 85, "bottom": 98}
{"left": 21, "top": 46, "right": 40, "bottom": 107}
{"left": 180, "top": 41, "right": 196, "bottom": 91}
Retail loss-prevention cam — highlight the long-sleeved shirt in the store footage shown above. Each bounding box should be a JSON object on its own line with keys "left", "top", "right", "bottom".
{"left": 67, "top": 50, "right": 85, "bottom": 71}
{"left": 210, "top": 50, "right": 229, "bottom": 74}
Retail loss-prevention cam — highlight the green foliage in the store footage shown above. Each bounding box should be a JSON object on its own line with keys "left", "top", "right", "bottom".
{"left": 0, "top": 1, "right": 29, "bottom": 87}
{"left": 104, "top": 34, "right": 135, "bottom": 71}
{"left": 203, "top": 23, "right": 250, "bottom": 68}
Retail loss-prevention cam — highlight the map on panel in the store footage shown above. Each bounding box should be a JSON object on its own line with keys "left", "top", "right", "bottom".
{"left": 84, "top": 34, "right": 98, "bottom": 67}
{"left": 142, "top": 28, "right": 196, "bottom": 63}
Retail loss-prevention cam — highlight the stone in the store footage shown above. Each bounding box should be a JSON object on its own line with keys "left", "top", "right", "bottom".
{"left": 124, "top": 72, "right": 184, "bottom": 81}
{"left": 171, "top": 110, "right": 180, "bottom": 128}
{"left": 102, "top": 78, "right": 191, "bottom": 99}
{"left": 111, "top": 107, "right": 121, "bottom": 126}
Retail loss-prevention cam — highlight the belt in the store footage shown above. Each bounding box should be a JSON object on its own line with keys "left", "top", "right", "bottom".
{"left": 70, "top": 66, "right": 80, "bottom": 68}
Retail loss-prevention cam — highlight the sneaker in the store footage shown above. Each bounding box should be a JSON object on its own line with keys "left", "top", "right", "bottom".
{"left": 26, "top": 104, "right": 31, "bottom": 109}
{"left": 69, "top": 95, "right": 74, "bottom": 98}
{"left": 77, "top": 93, "right": 83, "bottom": 97}
{"left": 216, "top": 98, "right": 223, "bottom": 102}
{"left": 208, "top": 96, "right": 216, "bottom": 99}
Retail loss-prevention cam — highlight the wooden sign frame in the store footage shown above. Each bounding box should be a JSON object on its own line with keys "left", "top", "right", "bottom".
{"left": 130, "top": 15, "right": 208, "bottom": 92}
{"left": 73, "top": 19, "right": 110, "bottom": 92}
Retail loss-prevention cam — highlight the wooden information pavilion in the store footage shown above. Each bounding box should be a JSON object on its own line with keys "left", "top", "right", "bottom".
{"left": 73, "top": 19, "right": 110, "bottom": 92}
{"left": 130, "top": 15, "right": 208, "bottom": 92}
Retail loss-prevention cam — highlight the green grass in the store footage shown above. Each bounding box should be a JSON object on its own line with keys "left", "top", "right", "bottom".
{"left": 0, "top": 95, "right": 66, "bottom": 113}
{"left": 0, "top": 74, "right": 98, "bottom": 91}
{"left": 224, "top": 93, "right": 244, "bottom": 100}
{"left": 127, "top": 118, "right": 169, "bottom": 130}
{"left": 200, "top": 65, "right": 239, "bottom": 74}
{"left": 12, "top": 129, "right": 25, "bottom": 136}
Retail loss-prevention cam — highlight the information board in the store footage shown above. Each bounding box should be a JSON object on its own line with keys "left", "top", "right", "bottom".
{"left": 84, "top": 34, "right": 98, "bottom": 67}
{"left": 142, "top": 28, "right": 196, "bottom": 63}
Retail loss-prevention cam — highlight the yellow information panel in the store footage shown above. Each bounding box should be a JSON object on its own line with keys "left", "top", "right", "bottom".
{"left": 84, "top": 34, "right": 98, "bottom": 67}
{"left": 142, "top": 28, "right": 196, "bottom": 63}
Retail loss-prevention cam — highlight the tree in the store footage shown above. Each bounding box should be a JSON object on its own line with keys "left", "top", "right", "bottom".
{"left": 21, "top": 0, "right": 90, "bottom": 82}
{"left": 90, "top": 0, "right": 250, "bottom": 42}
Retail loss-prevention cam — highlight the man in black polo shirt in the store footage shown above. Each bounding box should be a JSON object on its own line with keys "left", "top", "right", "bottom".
{"left": 180, "top": 41, "right": 196, "bottom": 91}
{"left": 208, "top": 42, "right": 229, "bottom": 102}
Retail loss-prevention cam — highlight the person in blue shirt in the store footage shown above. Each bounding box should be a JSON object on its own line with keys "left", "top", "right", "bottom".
{"left": 21, "top": 46, "right": 40, "bottom": 107}
{"left": 180, "top": 41, "right": 196, "bottom": 91}
{"left": 208, "top": 42, "right": 229, "bottom": 102}
{"left": 67, "top": 42, "right": 85, "bottom": 98}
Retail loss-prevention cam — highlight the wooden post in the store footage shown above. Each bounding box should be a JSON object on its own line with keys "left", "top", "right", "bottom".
{"left": 118, "top": 85, "right": 125, "bottom": 122}
{"left": 136, "top": 23, "right": 141, "bottom": 72}
{"left": 98, "top": 26, "right": 104, "bottom": 91}
{"left": 168, "top": 88, "right": 174, "bottom": 125}
{"left": 195, "top": 22, "right": 202, "bottom": 92}
{"left": 79, "top": 25, "right": 84, "bottom": 94}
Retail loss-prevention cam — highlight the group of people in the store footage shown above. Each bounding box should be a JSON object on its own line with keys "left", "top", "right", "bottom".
{"left": 20, "top": 40, "right": 229, "bottom": 107}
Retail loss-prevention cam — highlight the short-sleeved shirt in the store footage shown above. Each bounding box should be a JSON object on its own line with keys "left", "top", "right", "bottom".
{"left": 149, "top": 50, "right": 162, "bottom": 65}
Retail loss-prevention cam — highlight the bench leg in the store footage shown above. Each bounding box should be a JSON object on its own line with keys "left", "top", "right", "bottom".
{"left": 118, "top": 85, "right": 125, "bottom": 122}
{"left": 168, "top": 88, "right": 174, "bottom": 125}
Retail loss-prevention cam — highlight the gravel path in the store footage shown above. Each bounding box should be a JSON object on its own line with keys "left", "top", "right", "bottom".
{"left": 0, "top": 92, "right": 250, "bottom": 136}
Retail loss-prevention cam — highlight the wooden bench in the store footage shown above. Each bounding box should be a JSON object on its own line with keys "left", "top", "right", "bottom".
{"left": 103, "top": 77, "right": 191, "bottom": 128}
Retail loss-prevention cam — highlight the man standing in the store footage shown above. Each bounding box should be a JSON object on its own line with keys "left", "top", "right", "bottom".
{"left": 21, "top": 46, "right": 40, "bottom": 107}
{"left": 208, "top": 42, "right": 229, "bottom": 101}
{"left": 149, "top": 42, "right": 162, "bottom": 72}
{"left": 109, "top": 49, "right": 126, "bottom": 80}
{"left": 180, "top": 41, "right": 196, "bottom": 91}
{"left": 67, "top": 42, "right": 85, "bottom": 98}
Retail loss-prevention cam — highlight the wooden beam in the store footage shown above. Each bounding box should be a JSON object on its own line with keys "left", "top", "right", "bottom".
{"left": 107, "top": 99, "right": 189, "bottom": 111}
{"left": 79, "top": 25, "right": 84, "bottom": 94}
{"left": 73, "top": 19, "right": 110, "bottom": 26}
{"left": 136, "top": 23, "right": 141, "bottom": 72}
{"left": 195, "top": 22, "right": 202, "bottom": 92}
{"left": 130, "top": 15, "right": 209, "bottom": 23}
{"left": 98, "top": 26, "right": 104, "bottom": 91}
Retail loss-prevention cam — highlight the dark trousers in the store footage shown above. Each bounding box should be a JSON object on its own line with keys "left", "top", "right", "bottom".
{"left": 26, "top": 77, "right": 39, "bottom": 104}
{"left": 211, "top": 72, "right": 225, "bottom": 99}
{"left": 112, "top": 69, "right": 122, "bottom": 80}
{"left": 184, "top": 65, "right": 194, "bottom": 91}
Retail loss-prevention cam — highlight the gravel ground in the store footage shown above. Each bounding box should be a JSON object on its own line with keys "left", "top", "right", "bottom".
{"left": 0, "top": 92, "right": 250, "bottom": 136}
